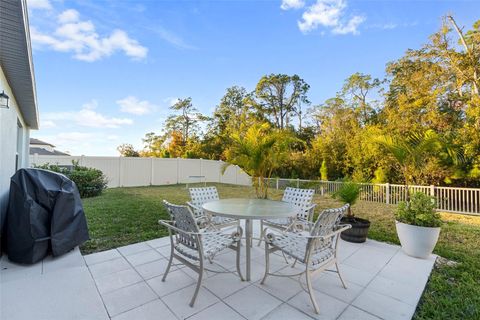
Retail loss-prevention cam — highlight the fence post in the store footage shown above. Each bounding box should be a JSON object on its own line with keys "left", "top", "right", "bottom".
{"left": 276, "top": 178, "right": 279, "bottom": 190}
{"left": 385, "top": 183, "right": 390, "bottom": 204}
{"left": 430, "top": 185, "right": 435, "bottom": 197}
{"left": 296, "top": 178, "right": 300, "bottom": 188}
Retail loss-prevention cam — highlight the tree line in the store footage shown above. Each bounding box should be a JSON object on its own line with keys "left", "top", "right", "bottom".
{"left": 118, "top": 17, "right": 480, "bottom": 187}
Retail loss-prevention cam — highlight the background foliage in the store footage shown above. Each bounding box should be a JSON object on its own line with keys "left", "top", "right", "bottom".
{"left": 118, "top": 17, "right": 480, "bottom": 187}
{"left": 35, "top": 162, "right": 108, "bottom": 198}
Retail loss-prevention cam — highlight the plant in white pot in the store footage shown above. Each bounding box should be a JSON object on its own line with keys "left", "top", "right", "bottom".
{"left": 395, "top": 192, "right": 442, "bottom": 259}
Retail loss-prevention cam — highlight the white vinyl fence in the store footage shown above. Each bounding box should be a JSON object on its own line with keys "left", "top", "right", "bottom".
{"left": 29, "top": 155, "right": 479, "bottom": 215}
{"left": 30, "top": 155, "right": 251, "bottom": 188}
{"left": 266, "top": 178, "right": 480, "bottom": 216}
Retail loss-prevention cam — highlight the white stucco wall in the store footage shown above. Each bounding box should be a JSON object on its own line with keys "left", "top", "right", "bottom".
{"left": 0, "top": 65, "right": 31, "bottom": 232}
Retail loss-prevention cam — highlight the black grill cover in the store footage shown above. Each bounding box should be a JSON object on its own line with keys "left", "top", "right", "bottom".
{"left": 4, "top": 168, "right": 89, "bottom": 264}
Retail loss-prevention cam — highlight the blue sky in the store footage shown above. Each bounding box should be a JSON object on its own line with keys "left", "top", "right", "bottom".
{"left": 28, "top": 0, "right": 479, "bottom": 156}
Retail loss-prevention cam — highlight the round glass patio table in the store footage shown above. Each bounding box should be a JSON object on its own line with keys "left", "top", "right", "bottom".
{"left": 202, "top": 198, "right": 298, "bottom": 281}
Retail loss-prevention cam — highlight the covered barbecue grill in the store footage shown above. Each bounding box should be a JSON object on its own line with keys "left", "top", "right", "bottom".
{"left": 3, "top": 168, "right": 89, "bottom": 264}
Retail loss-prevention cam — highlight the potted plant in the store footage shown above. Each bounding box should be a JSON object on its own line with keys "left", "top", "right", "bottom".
{"left": 333, "top": 180, "right": 371, "bottom": 243}
{"left": 395, "top": 192, "right": 442, "bottom": 259}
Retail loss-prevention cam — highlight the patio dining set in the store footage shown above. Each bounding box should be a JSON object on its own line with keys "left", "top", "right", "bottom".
{"left": 160, "top": 186, "right": 351, "bottom": 314}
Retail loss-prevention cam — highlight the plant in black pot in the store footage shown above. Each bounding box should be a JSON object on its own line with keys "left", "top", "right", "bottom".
{"left": 333, "top": 181, "right": 370, "bottom": 243}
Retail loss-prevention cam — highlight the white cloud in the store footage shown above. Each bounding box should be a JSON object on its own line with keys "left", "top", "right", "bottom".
{"left": 41, "top": 120, "right": 56, "bottom": 129}
{"left": 152, "top": 26, "right": 197, "bottom": 50}
{"left": 43, "top": 100, "right": 133, "bottom": 128}
{"left": 117, "top": 96, "right": 157, "bottom": 115}
{"left": 106, "top": 135, "right": 119, "bottom": 141}
{"left": 58, "top": 9, "right": 80, "bottom": 24}
{"left": 332, "top": 15, "right": 365, "bottom": 34}
{"left": 31, "top": 9, "right": 148, "bottom": 62}
{"left": 290, "top": 0, "right": 364, "bottom": 35}
{"left": 281, "top": 0, "right": 305, "bottom": 10}
{"left": 27, "top": 0, "right": 52, "bottom": 10}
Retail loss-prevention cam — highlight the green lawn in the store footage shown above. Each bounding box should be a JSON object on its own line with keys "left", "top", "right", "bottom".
{"left": 81, "top": 183, "right": 480, "bottom": 319}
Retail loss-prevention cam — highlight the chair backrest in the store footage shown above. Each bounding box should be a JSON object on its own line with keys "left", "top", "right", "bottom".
{"left": 282, "top": 187, "right": 315, "bottom": 220}
{"left": 188, "top": 187, "right": 220, "bottom": 217}
{"left": 163, "top": 200, "right": 200, "bottom": 250}
{"left": 310, "top": 204, "right": 349, "bottom": 238}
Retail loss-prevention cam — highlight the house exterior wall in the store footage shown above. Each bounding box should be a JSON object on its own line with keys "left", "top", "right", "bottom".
{"left": 0, "top": 65, "right": 31, "bottom": 233}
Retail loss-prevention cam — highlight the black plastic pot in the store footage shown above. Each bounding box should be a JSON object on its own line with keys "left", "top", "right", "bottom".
{"left": 340, "top": 217, "right": 371, "bottom": 243}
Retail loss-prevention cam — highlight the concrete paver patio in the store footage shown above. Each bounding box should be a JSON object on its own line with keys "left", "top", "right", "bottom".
{"left": 1, "top": 222, "right": 436, "bottom": 320}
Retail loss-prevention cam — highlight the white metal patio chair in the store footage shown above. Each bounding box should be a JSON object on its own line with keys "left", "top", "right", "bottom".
{"left": 261, "top": 204, "right": 351, "bottom": 314}
{"left": 159, "top": 200, "right": 244, "bottom": 307}
{"left": 187, "top": 186, "right": 239, "bottom": 230}
{"left": 258, "top": 187, "right": 316, "bottom": 246}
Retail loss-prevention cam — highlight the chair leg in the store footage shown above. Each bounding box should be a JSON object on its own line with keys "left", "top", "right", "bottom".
{"left": 162, "top": 246, "right": 174, "bottom": 282}
{"left": 236, "top": 241, "right": 245, "bottom": 281}
{"left": 260, "top": 241, "right": 270, "bottom": 284}
{"left": 306, "top": 267, "right": 320, "bottom": 314}
{"left": 257, "top": 221, "right": 264, "bottom": 246}
{"left": 281, "top": 251, "right": 289, "bottom": 264}
{"left": 291, "top": 258, "right": 298, "bottom": 268}
{"left": 335, "top": 261, "right": 347, "bottom": 289}
{"left": 189, "top": 261, "right": 204, "bottom": 307}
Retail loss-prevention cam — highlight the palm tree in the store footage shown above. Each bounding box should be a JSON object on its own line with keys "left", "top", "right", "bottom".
{"left": 224, "top": 123, "right": 296, "bottom": 198}
{"left": 374, "top": 129, "right": 461, "bottom": 200}
{"left": 333, "top": 180, "right": 361, "bottom": 218}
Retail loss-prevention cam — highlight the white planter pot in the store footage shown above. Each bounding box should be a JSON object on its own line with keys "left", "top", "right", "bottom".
{"left": 395, "top": 221, "right": 440, "bottom": 259}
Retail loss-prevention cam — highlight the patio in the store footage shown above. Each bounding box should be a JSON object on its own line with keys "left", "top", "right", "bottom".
{"left": 1, "top": 221, "right": 436, "bottom": 320}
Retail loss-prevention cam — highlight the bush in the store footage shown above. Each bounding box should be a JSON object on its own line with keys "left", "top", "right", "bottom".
{"left": 332, "top": 180, "right": 361, "bottom": 217}
{"left": 34, "top": 162, "right": 108, "bottom": 198}
{"left": 396, "top": 192, "right": 442, "bottom": 227}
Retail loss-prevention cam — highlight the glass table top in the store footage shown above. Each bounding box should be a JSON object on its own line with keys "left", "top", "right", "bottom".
{"left": 202, "top": 198, "right": 298, "bottom": 219}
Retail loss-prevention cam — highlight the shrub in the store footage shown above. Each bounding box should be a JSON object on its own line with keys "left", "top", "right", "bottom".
{"left": 34, "top": 162, "right": 108, "bottom": 198}
{"left": 396, "top": 192, "right": 442, "bottom": 227}
{"left": 332, "top": 180, "right": 361, "bottom": 217}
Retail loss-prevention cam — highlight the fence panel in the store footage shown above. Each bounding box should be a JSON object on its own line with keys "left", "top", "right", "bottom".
{"left": 266, "top": 178, "right": 479, "bottom": 215}
{"left": 30, "top": 155, "right": 251, "bottom": 188}
{"left": 29, "top": 155, "right": 479, "bottom": 215}
{"left": 152, "top": 158, "right": 178, "bottom": 185}
{"left": 82, "top": 157, "right": 120, "bottom": 188}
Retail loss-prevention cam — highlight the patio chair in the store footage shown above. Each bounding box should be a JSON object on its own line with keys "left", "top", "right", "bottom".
{"left": 159, "top": 200, "right": 244, "bottom": 307}
{"left": 258, "top": 187, "right": 316, "bottom": 246}
{"left": 187, "top": 186, "right": 239, "bottom": 230}
{"left": 261, "top": 204, "right": 351, "bottom": 314}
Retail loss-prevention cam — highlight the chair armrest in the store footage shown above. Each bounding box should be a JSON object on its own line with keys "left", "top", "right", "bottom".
{"left": 158, "top": 219, "right": 242, "bottom": 238}
{"left": 265, "top": 224, "right": 351, "bottom": 243}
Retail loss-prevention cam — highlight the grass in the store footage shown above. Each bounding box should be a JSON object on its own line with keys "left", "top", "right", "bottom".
{"left": 81, "top": 183, "right": 480, "bottom": 319}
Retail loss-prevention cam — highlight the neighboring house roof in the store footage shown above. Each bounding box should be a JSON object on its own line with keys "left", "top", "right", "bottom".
{"left": 0, "top": 0, "right": 39, "bottom": 129}
{"left": 29, "top": 147, "right": 70, "bottom": 156}
{"left": 30, "top": 138, "right": 55, "bottom": 147}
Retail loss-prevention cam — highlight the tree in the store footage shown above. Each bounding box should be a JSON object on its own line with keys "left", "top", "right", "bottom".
{"left": 254, "top": 74, "right": 310, "bottom": 129}
{"left": 341, "top": 72, "right": 382, "bottom": 125}
{"left": 117, "top": 143, "right": 140, "bottom": 157}
{"left": 141, "top": 132, "right": 166, "bottom": 157}
{"left": 374, "top": 130, "right": 461, "bottom": 199}
{"left": 225, "top": 122, "right": 297, "bottom": 198}
{"left": 320, "top": 160, "right": 328, "bottom": 181}
{"left": 210, "top": 86, "right": 253, "bottom": 134}
{"left": 165, "top": 98, "right": 208, "bottom": 146}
